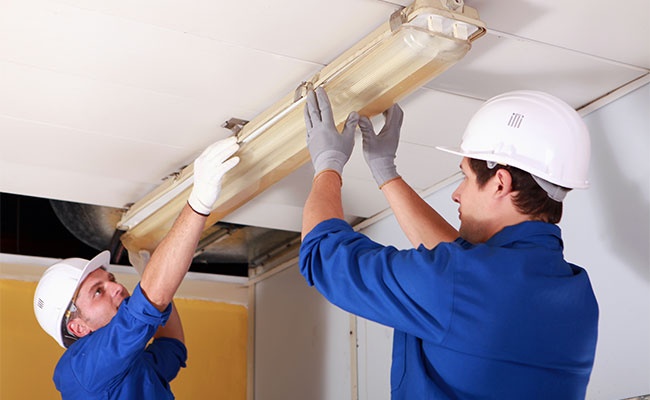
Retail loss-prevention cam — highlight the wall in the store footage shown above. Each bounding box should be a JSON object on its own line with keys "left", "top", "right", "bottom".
{"left": 172, "top": 297, "right": 248, "bottom": 400}
{"left": 253, "top": 265, "right": 353, "bottom": 400}
{"left": 0, "top": 270, "right": 248, "bottom": 400}
{"left": 564, "top": 83, "right": 649, "bottom": 398}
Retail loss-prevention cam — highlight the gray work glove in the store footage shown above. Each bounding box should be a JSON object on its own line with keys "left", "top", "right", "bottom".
{"left": 188, "top": 136, "right": 240, "bottom": 215}
{"left": 359, "top": 104, "right": 404, "bottom": 187}
{"left": 304, "top": 87, "right": 359, "bottom": 177}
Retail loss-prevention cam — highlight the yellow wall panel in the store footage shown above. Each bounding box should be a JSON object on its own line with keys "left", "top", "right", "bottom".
{"left": 0, "top": 279, "right": 247, "bottom": 400}
{"left": 172, "top": 298, "right": 248, "bottom": 400}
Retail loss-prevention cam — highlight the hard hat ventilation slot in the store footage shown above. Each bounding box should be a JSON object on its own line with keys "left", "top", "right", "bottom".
{"left": 507, "top": 113, "right": 524, "bottom": 128}
{"left": 37, "top": 298, "right": 45, "bottom": 309}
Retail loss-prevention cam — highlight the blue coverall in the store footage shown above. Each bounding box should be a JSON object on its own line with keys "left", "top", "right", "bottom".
{"left": 54, "top": 284, "right": 187, "bottom": 399}
{"left": 300, "top": 218, "right": 598, "bottom": 399}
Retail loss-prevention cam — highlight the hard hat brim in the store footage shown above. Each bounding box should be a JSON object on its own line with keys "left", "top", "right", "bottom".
{"left": 436, "top": 146, "right": 589, "bottom": 189}
{"left": 74, "top": 250, "right": 111, "bottom": 299}
{"left": 56, "top": 250, "right": 110, "bottom": 344}
{"left": 436, "top": 145, "right": 465, "bottom": 158}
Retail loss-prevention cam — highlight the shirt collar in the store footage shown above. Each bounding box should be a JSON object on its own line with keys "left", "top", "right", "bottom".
{"left": 485, "top": 221, "right": 563, "bottom": 250}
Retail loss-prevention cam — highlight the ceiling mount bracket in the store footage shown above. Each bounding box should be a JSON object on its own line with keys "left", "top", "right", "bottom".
{"left": 222, "top": 118, "right": 249, "bottom": 138}
{"left": 389, "top": 8, "right": 408, "bottom": 32}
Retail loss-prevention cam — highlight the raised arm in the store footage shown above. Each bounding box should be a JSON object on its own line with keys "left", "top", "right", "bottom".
{"left": 302, "top": 170, "right": 345, "bottom": 238}
{"left": 301, "top": 87, "right": 359, "bottom": 238}
{"left": 154, "top": 302, "right": 185, "bottom": 343}
{"left": 139, "top": 204, "right": 206, "bottom": 311}
{"left": 129, "top": 249, "right": 185, "bottom": 342}
{"left": 140, "top": 137, "right": 239, "bottom": 311}
{"left": 381, "top": 177, "right": 458, "bottom": 249}
{"left": 360, "top": 105, "right": 457, "bottom": 249}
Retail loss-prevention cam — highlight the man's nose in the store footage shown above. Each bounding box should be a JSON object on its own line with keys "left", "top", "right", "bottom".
{"left": 451, "top": 187, "right": 460, "bottom": 203}
{"left": 109, "top": 282, "right": 123, "bottom": 298}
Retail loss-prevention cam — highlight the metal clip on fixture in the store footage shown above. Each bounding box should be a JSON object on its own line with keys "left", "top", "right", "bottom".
{"left": 294, "top": 81, "right": 315, "bottom": 102}
{"left": 222, "top": 118, "right": 249, "bottom": 143}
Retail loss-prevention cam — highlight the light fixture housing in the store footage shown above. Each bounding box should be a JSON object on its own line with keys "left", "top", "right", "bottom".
{"left": 118, "top": 0, "right": 486, "bottom": 256}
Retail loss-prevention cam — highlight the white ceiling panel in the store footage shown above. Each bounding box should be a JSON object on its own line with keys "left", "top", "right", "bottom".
{"left": 0, "top": 115, "right": 183, "bottom": 181}
{"left": 0, "top": 0, "right": 320, "bottom": 120}
{"left": 0, "top": 0, "right": 648, "bottom": 234}
{"left": 469, "top": 0, "right": 650, "bottom": 69}
{"left": 0, "top": 61, "right": 233, "bottom": 150}
{"left": 54, "top": 0, "right": 400, "bottom": 63}
{"left": 426, "top": 32, "right": 648, "bottom": 108}
{"left": 0, "top": 157, "right": 151, "bottom": 208}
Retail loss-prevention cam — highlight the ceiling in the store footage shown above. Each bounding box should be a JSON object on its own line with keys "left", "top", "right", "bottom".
{"left": 1, "top": 0, "right": 648, "bottom": 238}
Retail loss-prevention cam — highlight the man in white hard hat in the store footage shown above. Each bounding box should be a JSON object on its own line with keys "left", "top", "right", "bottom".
{"left": 33, "top": 137, "right": 240, "bottom": 399}
{"left": 300, "top": 88, "right": 598, "bottom": 399}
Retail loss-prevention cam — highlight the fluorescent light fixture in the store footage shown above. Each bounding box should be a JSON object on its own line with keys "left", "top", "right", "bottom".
{"left": 118, "top": 0, "right": 485, "bottom": 255}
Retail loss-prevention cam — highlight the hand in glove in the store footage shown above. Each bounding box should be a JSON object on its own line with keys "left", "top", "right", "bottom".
{"left": 188, "top": 136, "right": 240, "bottom": 215}
{"left": 304, "top": 87, "right": 359, "bottom": 178}
{"left": 359, "top": 104, "right": 404, "bottom": 187}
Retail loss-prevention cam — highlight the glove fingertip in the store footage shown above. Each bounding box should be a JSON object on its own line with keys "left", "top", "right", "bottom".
{"left": 358, "top": 116, "right": 373, "bottom": 133}
{"left": 344, "top": 112, "right": 359, "bottom": 127}
{"left": 223, "top": 155, "right": 240, "bottom": 170}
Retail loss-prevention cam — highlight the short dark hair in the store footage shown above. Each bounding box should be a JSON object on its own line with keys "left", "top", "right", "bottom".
{"left": 468, "top": 158, "right": 564, "bottom": 224}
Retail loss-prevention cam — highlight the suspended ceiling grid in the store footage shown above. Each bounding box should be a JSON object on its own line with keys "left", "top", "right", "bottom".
{"left": 0, "top": 0, "right": 648, "bottom": 233}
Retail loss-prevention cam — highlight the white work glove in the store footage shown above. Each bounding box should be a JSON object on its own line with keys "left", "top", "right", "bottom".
{"left": 359, "top": 104, "right": 404, "bottom": 187}
{"left": 304, "top": 87, "right": 359, "bottom": 177}
{"left": 188, "top": 136, "right": 240, "bottom": 215}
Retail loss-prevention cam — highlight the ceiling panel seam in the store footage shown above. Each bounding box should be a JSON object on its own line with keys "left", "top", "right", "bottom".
{"left": 488, "top": 29, "right": 649, "bottom": 72}
{"left": 578, "top": 73, "right": 650, "bottom": 117}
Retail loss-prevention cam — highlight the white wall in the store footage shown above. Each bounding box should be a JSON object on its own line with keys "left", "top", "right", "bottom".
{"left": 254, "top": 265, "right": 353, "bottom": 400}
{"left": 254, "top": 84, "right": 650, "bottom": 400}
{"left": 564, "top": 84, "right": 650, "bottom": 399}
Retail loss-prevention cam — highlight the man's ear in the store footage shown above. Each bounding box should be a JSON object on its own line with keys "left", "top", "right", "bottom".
{"left": 67, "top": 317, "right": 91, "bottom": 338}
{"left": 493, "top": 168, "right": 514, "bottom": 198}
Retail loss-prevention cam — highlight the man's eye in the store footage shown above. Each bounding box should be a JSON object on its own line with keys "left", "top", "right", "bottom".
{"left": 94, "top": 288, "right": 103, "bottom": 297}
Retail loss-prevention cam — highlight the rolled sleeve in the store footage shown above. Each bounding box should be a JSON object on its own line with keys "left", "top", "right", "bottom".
{"left": 122, "top": 284, "right": 172, "bottom": 326}
{"left": 299, "top": 218, "right": 455, "bottom": 341}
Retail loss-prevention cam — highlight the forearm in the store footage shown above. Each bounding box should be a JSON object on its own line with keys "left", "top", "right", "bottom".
{"left": 140, "top": 204, "right": 206, "bottom": 311}
{"left": 154, "top": 301, "right": 184, "bottom": 343}
{"left": 302, "top": 171, "right": 345, "bottom": 240}
{"left": 382, "top": 177, "right": 458, "bottom": 249}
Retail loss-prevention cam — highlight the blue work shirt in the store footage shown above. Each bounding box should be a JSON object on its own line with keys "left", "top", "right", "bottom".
{"left": 54, "top": 284, "right": 187, "bottom": 399}
{"left": 300, "top": 219, "right": 598, "bottom": 399}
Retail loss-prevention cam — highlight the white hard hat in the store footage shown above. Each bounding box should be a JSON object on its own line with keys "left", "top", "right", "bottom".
{"left": 33, "top": 251, "right": 110, "bottom": 348}
{"left": 437, "top": 90, "right": 591, "bottom": 190}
